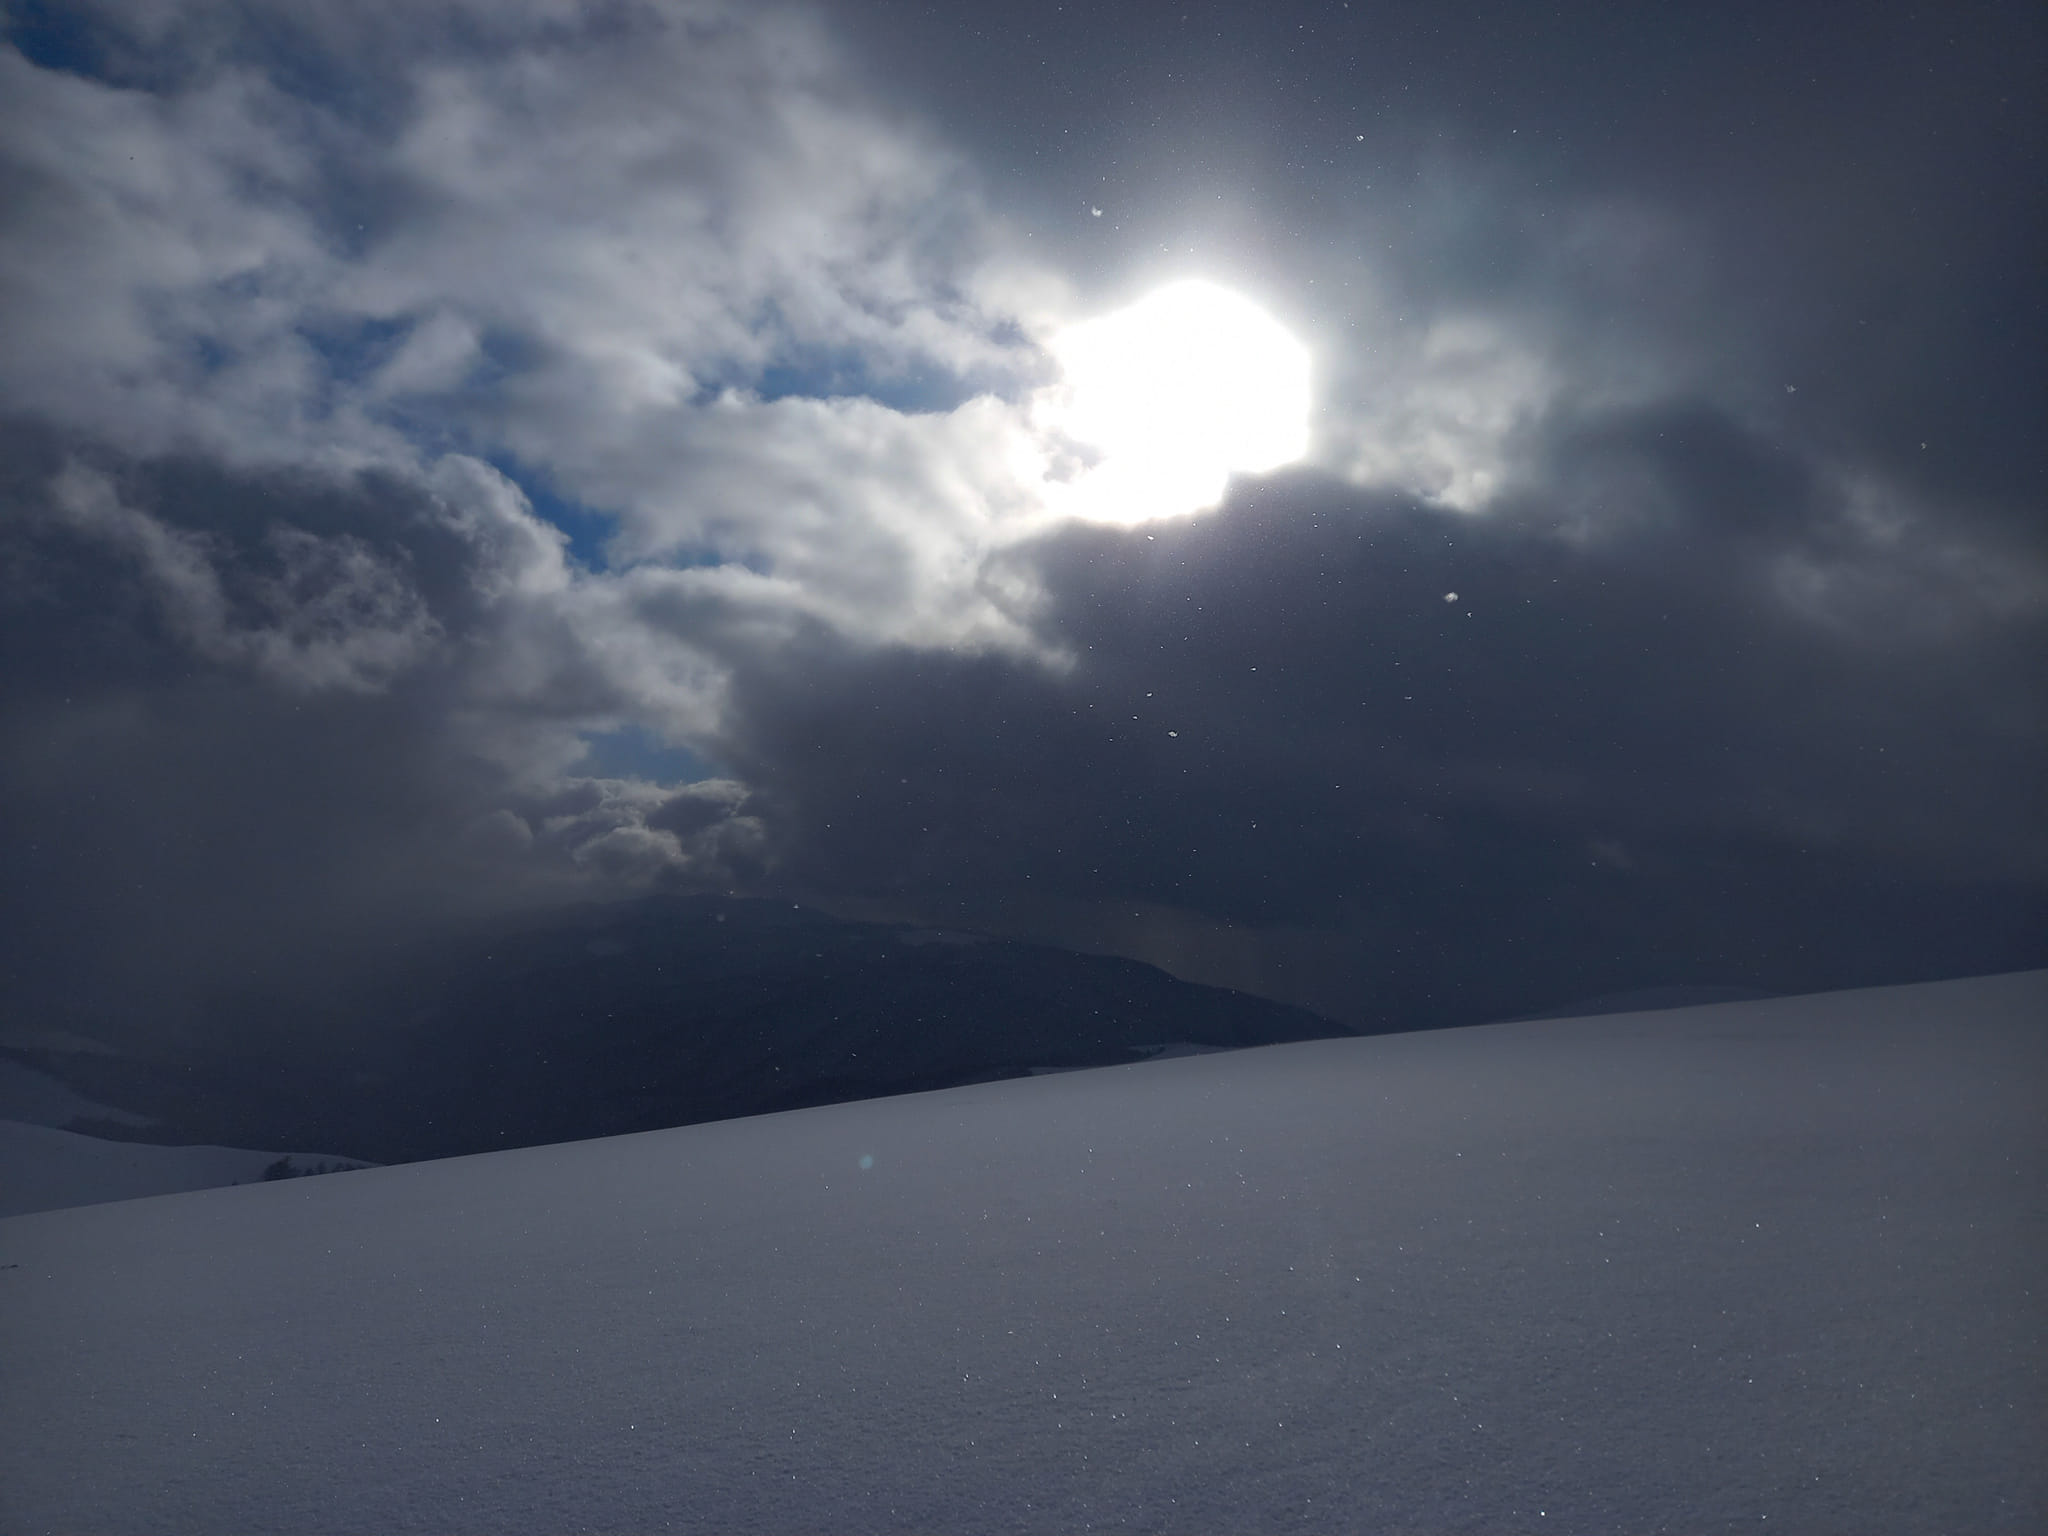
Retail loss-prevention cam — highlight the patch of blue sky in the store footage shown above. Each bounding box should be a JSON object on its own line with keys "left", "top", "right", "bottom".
{"left": 484, "top": 456, "right": 620, "bottom": 573}
{"left": 577, "top": 722, "right": 718, "bottom": 786}
{"left": 9, "top": 1, "right": 400, "bottom": 135}
{"left": 4, "top": 2, "right": 107, "bottom": 79}
{"left": 189, "top": 335, "right": 232, "bottom": 375}
{"left": 470, "top": 326, "right": 551, "bottom": 386}
{"left": 749, "top": 345, "right": 1003, "bottom": 416}
{"left": 754, "top": 359, "right": 956, "bottom": 415}
{"left": 296, "top": 314, "right": 415, "bottom": 388}
{"left": 477, "top": 455, "right": 734, "bottom": 577}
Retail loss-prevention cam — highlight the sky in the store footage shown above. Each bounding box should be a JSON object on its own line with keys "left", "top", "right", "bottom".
{"left": 0, "top": 0, "right": 2042, "bottom": 1043}
{"left": 4, "top": 971, "right": 2043, "bottom": 1530}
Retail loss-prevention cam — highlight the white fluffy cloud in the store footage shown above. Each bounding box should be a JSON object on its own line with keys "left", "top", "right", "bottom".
{"left": 0, "top": 0, "right": 1084, "bottom": 679}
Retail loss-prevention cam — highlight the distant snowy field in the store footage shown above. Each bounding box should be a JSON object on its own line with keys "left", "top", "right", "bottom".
{"left": 0, "top": 1119, "right": 374, "bottom": 1216}
{"left": 0, "top": 1058, "right": 374, "bottom": 1217}
{"left": 2, "top": 972, "right": 2041, "bottom": 1534}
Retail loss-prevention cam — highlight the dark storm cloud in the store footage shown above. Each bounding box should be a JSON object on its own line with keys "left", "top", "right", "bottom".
{"left": 717, "top": 410, "right": 2046, "bottom": 1024}
{"left": 0, "top": 416, "right": 770, "bottom": 1038}
{"left": 0, "top": 0, "right": 2040, "bottom": 1044}
{"left": 727, "top": 0, "right": 2045, "bottom": 1024}
{"left": 0, "top": 438, "right": 761, "bottom": 1028}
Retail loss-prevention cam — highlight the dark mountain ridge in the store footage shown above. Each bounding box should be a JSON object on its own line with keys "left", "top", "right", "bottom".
{"left": 13, "top": 895, "right": 1360, "bottom": 1164}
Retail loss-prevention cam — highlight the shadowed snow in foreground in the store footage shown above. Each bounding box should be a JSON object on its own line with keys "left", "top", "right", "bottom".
{"left": 2, "top": 971, "right": 2042, "bottom": 1533}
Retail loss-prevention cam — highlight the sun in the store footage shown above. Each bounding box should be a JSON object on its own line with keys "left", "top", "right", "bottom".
{"left": 1040, "top": 280, "right": 1311, "bottom": 524}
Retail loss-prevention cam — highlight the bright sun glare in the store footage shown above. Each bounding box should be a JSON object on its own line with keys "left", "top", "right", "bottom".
{"left": 1043, "top": 280, "right": 1311, "bottom": 524}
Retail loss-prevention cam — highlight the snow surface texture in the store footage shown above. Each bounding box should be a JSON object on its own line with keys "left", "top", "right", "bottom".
{"left": 1, "top": 971, "right": 2041, "bottom": 1534}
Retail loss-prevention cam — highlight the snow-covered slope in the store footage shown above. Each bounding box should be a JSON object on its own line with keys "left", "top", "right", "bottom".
{"left": 1, "top": 971, "right": 2041, "bottom": 1534}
